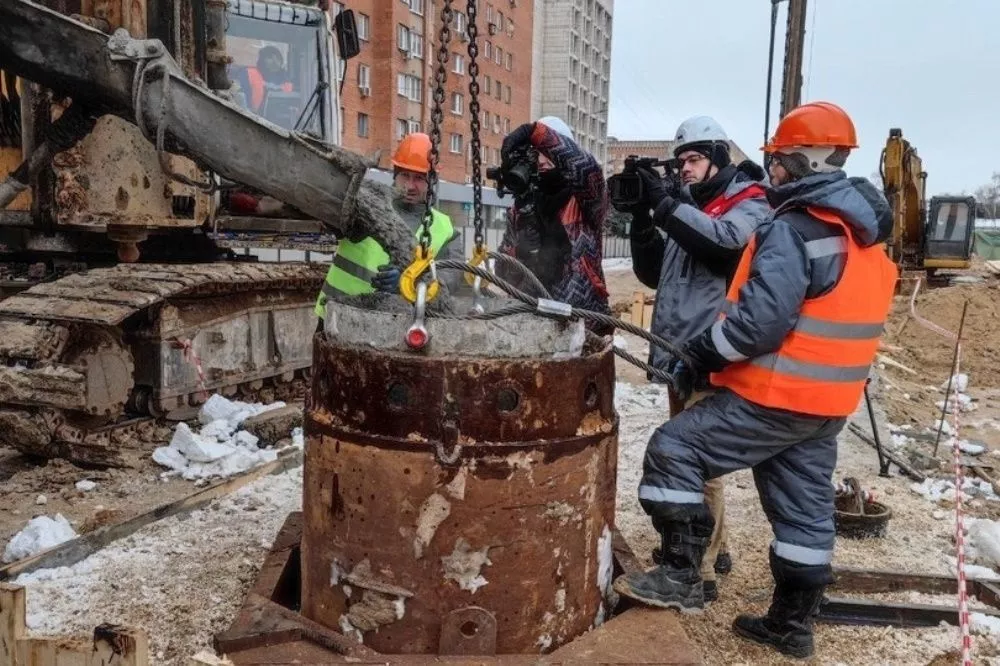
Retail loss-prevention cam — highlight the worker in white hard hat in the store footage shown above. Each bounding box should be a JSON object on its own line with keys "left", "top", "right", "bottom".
{"left": 627, "top": 115, "right": 771, "bottom": 602}
{"left": 494, "top": 116, "right": 612, "bottom": 333}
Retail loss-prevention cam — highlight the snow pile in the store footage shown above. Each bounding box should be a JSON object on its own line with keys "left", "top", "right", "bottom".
{"left": 966, "top": 519, "right": 1000, "bottom": 571}
{"left": 971, "top": 612, "right": 1000, "bottom": 637}
{"left": 614, "top": 381, "right": 669, "bottom": 413}
{"left": 910, "top": 477, "right": 1000, "bottom": 503}
{"left": 602, "top": 257, "right": 633, "bottom": 272}
{"left": 936, "top": 373, "right": 978, "bottom": 414}
{"left": 152, "top": 395, "right": 292, "bottom": 481}
{"left": 2, "top": 514, "right": 78, "bottom": 563}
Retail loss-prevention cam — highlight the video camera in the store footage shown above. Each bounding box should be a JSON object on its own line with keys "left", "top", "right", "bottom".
{"left": 607, "top": 155, "right": 679, "bottom": 212}
{"left": 486, "top": 145, "right": 539, "bottom": 199}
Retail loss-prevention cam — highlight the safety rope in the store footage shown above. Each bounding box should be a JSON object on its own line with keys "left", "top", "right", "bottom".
{"left": 947, "top": 330, "right": 972, "bottom": 666}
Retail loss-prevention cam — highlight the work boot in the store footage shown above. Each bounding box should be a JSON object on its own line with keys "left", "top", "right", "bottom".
{"left": 614, "top": 504, "right": 714, "bottom": 613}
{"left": 714, "top": 551, "right": 733, "bottom": 575}
{"left": 731, "top": 550, "right": 833, "bottom": 659}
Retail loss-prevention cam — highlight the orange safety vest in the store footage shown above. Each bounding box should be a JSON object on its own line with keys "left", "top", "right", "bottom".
{"left": 710, "top": 207, "right": 898, "bottom": 417}
{"left": 246, "top": 67, "right": 293, "bottom": 111}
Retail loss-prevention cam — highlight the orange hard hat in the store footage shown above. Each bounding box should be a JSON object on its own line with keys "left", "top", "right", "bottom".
{"left": 762, "top": 101, "right": 859, "bottom": 153}
{"left": 392, "top": 133, "right": 432, "bottom": 174}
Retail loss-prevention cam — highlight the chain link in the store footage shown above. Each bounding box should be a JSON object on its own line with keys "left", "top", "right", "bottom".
{"left": 466, "top": 0, "right": 485, "bottom": 250}
{"left": 420, "top": 0, "right": 454, "bottom": 253}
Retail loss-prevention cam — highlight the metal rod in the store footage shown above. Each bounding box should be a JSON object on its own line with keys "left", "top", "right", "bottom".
{"left": 763, "top": 0, "right": 781, "bottom": 152}
{"left": 863, "top": 378, "right": 890, "bottom": 477}
{"left": 933, "top": 300, "right": 969, "bottom": 457}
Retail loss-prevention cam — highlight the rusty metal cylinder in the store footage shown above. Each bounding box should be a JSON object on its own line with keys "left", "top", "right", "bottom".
{"left": 302, "top": 312, "right": 619, "bottom": 655}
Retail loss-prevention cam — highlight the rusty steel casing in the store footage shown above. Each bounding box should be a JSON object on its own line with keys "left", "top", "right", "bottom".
{"left": 302, "top": 333, "right": 620, "bottom": 655}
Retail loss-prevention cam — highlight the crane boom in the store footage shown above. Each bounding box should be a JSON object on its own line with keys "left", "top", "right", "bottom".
{"left": 779, "top": 0, "right": 808, "bottom": 118}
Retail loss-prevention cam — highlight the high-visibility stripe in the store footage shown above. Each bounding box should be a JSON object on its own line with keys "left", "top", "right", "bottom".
{"left": 711, "top": 320, "right": 747, "bottom": 362}
{"left": 321, "top": 280, "right": 340, "bottom": 298}
{"left": 752, "top": 353, "right": 870, "bottom": 382}
{"left": 794, "top": 315, "right": 884, "bottom": 340}
{"left": 804, "top": 236, "right": 848, "bottom": 259}
{"left": 638, "top": 485, "right": 705, "bottom": 504}
{"left": 772, "top": 539, "right": 833, "bottom": 565}
{"left": 331, "top": 253, "right": 378, "bottom": 282}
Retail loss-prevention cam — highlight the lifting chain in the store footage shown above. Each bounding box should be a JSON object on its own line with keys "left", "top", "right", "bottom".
{"left": 418, "top": 0, "right": 454, "bottom": 255}
{"left": 465, "top": 0, "right": 485, "bottom": 252}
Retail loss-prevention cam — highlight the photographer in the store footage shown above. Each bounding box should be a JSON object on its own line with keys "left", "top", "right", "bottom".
{"left": 630, "top": 116, "right": 770, "bottom": 602}
{"left": 495, "top": 117, "right": 612, "bottom": 330}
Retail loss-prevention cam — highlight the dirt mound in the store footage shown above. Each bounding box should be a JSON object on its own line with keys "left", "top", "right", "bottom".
{"left": 887, "top": 283, "right": 1000, "bottom": 388}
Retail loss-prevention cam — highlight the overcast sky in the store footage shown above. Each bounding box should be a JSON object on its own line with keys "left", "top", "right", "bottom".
{"left": 607, "top": 0, "right": 997, "bottom": 195}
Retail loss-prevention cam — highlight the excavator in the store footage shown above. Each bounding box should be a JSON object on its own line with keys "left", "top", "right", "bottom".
{"left": 0, "top": 0, "right": 418, "bottom": 465}
{"left": 880, "top": 128, "right": 977, "bottom": 280}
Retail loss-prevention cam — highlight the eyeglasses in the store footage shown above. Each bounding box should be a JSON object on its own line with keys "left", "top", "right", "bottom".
{"left": 677, "top": 154, "right": 708, "bottom": 169}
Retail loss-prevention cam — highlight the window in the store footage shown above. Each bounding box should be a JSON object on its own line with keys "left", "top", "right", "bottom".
{"left": 503, "top": 117, "right": 511, "bottom": 134}
{"left": 396, "top": 119, "right": 408, "bottom": 140}
{"left": 397, "top": 24, "right": 410, "bottom": 51}
{"left": 450, "top": 133, "right": 463, "bottom": 153}
{"left": 409, "top": 32, "right": 424, "bottom": 59}
{"left": 505, "top": 52, "right": 512, "bottom": 71}
{"left": 337, "top": 59, "right": 346, "bottom": 83}
{"left": 454, "top": 12, "right": 467, "bottom": 33}
{"left": 407, "top": 119, "right": 421, "bottom": 134}
{"left": 358, "top": 64, "right": 371, "bottom": 92}
{"left": 495, "top": 46, "right": 502, "bottom": 66}
{"left": 493, "top": 113, "right": 501, "bottom": 134}
{"left": 396, "top": 73, "right": 422, "bottom": 102}
{"left": 507, "top": 19, "right": 515, "bottom": 37}
{"left": 495, "top": 83, "right": 502, "bottom": 100}
{"left": 484, "top": 76, "right": 492, "bottom": 94}
{"left": 453, "top": 53, "right": 465, "bottom": 74}
{"left": 406, "top": 0, "right": 424, "bottom": 15}
{"left": 451, "top": 92, "right": 463, "bottom": 115}
{"left": 357, "top": 13, "right": 371, "bottom": 41}
{"left": 484, "top": 41, "right": 492, "bottom": 58}
{"left": 486, "top": 5, "right": 494, "bottom": 22}
{"left": 504, "top": 85, "right": 511, "bottom": 104}
{"left": 357, "top": 113, "right": 369, "bottom": 138}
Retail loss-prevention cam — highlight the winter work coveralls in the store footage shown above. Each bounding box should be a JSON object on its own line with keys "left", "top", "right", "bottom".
{"left": 631, "top": 161, "right": 770, "bottom": 584}
{"left": 637, "top": 170, "right": 896, "bottom": 592}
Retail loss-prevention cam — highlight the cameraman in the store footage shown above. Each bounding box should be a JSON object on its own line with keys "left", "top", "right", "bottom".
{"left": 496, "top": 117, "right": 612, "bottom": 331}
{"left": 631, "top": 116, "right": 770, "bottom": 602}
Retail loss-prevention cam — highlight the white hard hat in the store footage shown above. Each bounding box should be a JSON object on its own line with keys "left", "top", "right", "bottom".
{"left": 673, "top": 116, "right": 728, "bottom": 153}
{"left": 538, "top": 116, "right": 574, "bottom": 140}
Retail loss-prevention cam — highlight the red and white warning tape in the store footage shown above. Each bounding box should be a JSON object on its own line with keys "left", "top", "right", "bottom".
{"left": 173, "top": 337, "right": 208, "bottom": 399}
{"left": 910, "top": 278, "right": 959, "bottom": 342}
{"left": 948, "top": 340, "right": 973, "bottom": 666}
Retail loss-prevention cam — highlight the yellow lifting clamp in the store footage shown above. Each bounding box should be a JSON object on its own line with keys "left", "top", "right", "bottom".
{"left": 400, "top": 245, "right": 440, "bottom": 303}
{"left": 464, "top": 244, "right": 490, "bottom": 286}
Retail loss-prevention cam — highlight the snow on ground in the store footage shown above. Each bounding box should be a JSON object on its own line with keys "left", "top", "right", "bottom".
{"left": 602, "top": 257, "right": 633, "bottom": 272}
{"left": 152, "top": 395, "right": 297, "bottom": 482}
{"left": 14, "top": 467, "right": 303, "bottom": 665}
{"left": 2, "top": 514, "right": 77, "bottom": 563}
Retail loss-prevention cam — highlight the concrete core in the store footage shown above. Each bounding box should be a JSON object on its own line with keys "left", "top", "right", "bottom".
{"left": 324, "top": 297, "right": 585, "bottom": 358}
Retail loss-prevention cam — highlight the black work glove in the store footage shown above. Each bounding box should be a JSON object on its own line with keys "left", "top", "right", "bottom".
{"left": 515, "top": 221, "right": 542, "bottom": 261}
{"left": 502, "top": 122, "right": 536, "bottom": 163}
{"left": 684, "top": 327, "right": 732, "bottom": 374}
{"left": 371, "top": 264, "right": 402, "bottom": 293}
{"left": 667, "top": 358, "right": 694, "bottom": 403}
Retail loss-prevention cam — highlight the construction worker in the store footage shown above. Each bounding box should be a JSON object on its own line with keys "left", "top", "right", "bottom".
{"left": 613, "top": 101, "right": 897, "bottom": 659}
{"left": 629, "top": 116, "right": 770, "bottom": 601}
{"left": 496, "top": 116, "right": 612, "bottom": 331}
{"left": 245, "top": 45, "right": 293, "bottom": 112}
{"left": 314, "top": 132, "right": 461, "bottom": 319}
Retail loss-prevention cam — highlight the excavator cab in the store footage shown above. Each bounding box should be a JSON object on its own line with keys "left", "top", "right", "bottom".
{"left": 225, "top": 0, "right": 336, "bottom": 142}
{"left": 924, "top": 196, "right": 976, "bottom": 271}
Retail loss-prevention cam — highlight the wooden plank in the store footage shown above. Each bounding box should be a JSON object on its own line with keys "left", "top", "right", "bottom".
{"left": 2, "top": 583, "right": 149, "bottom": 665}
{"left": 0, "top": 450, "right": 303, "bottom": 580}
{"left": 831, "top": 566, "right": 959, "bottom": 596}
{"left": 817, "top": 595, "right": 1000, "bottom": 628}
{"left": 641, "top": 303, "right": 653, "bottom": 329}
{"left": 630, "top": 291, "right": 644, "bottom": 327}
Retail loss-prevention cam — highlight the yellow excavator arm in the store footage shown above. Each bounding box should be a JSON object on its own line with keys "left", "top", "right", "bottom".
{"left": 880, "top": 128, "right": 927, "bottom": 270}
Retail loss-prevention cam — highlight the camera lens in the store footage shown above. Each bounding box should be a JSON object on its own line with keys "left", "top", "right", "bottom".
{"left": 506, "top": 162, "right": 532, "bottom": 194}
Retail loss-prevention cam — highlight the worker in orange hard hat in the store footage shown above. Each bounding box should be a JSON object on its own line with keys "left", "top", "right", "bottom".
{"left": 315, "top": 132, "right": 462, "bottom": 317}
{"left": 615, "top": 101, "right": 897, "bottom": 660}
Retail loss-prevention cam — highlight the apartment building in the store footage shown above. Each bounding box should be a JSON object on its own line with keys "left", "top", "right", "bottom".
{"left": 605, "top": 137, "right": 751, "bottom": 175}
{"left": 531, "top": 0, "right": 613, "bottom": 167}
{"left": 336, "top": 0, "right": 533, "bottom": 185}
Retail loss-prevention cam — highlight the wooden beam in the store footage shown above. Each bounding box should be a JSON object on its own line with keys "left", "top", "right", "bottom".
{"left": 1, "top": 583, "right": 149, "bottom": 665}
{"left": 818, "top": 595, "right": 1000, "bottom": 628}
{"left": 0, "top": 450, "right": 303, "bottom": 580}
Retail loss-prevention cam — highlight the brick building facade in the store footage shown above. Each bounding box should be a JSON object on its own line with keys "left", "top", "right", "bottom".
{"left": 336, "top": 0, "right": 533, "bottom": 185}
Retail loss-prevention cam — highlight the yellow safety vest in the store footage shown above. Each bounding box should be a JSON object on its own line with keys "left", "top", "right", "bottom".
{"left": 315, "top": 208, "right": 455, "bottom": 317}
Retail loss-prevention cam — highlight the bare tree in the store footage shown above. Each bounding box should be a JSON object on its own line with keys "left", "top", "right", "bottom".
{"left": 870, "top": 170, "right": 884, "bottom": 191}
{"left": 975, "top": 172, "right": 1000, "bottom": 220}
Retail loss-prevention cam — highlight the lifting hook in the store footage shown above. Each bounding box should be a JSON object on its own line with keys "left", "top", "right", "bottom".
{"left": 400, "top": 245, "right": 440, "bottom": 303}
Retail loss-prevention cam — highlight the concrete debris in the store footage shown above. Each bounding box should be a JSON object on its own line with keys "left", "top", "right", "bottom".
{"left": 441, "top": 537, "right": 491, "bottom": 593}
{"left": 152, "top": 397, "right": 297, "bottom": 481}
{"left": 35, "top": 494, "right": 47, "bottom": 505}
{"left": 966, "top": 518, "right": 1000, "bottom": 571}
{"left": 2, "top": 514, "right": 77, "bottom": 563}
{"left": 75, "top": 479, "right": 97, "bottom": 492}
{"left": 910, "top": 477, "right": 1000, "bottom": 503}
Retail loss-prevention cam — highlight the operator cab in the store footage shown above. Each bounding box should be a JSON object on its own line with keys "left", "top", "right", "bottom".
{"left": 925, "top": 196, "right": 976, "bottom": 265}
{"left": 225, "top": 0, "right": 340, "bottom": 142}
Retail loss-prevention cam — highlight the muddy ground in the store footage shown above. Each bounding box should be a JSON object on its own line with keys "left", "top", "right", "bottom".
{"left": 3, "top": 262, "right": 1000, "bottom": 665}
